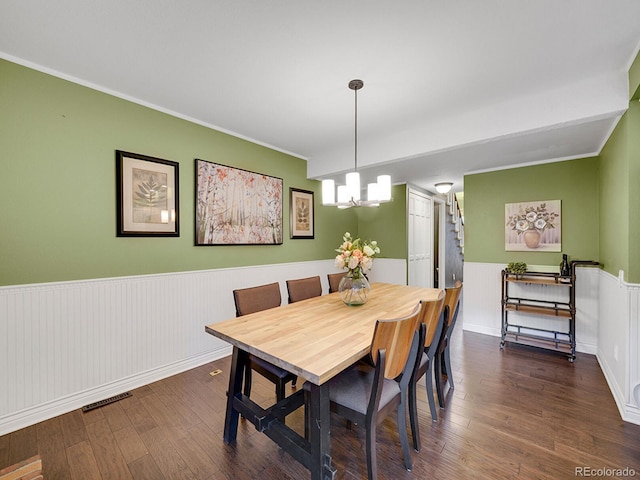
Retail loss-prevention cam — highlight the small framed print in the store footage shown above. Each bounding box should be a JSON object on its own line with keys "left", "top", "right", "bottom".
{"left": 116, "top": 150, "right": 179, "bottom": 237}
{"left": 290, "top": 188, "right": 314, "bottom": 239}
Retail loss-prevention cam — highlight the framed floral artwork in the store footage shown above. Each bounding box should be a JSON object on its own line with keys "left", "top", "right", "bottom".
{"left": 505, "top": 200, "right": 561, "bottom": 251}
{"left": 195, "top": 159, "right": 283, "bottom": 245}
{"left": 290, "top": 188, "right": 314, "bottom": 239}
{"left": 116, "top": 150, "right": 179, "bottom": 237}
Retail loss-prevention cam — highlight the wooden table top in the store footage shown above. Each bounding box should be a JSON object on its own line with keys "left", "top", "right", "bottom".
{"left": 205, "top": 282, "right": 442, "bottom": 385}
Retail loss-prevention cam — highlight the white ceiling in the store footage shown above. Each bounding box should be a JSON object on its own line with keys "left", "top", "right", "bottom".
{"left": 2, "top": 1, "right": 640, "bottom": 194}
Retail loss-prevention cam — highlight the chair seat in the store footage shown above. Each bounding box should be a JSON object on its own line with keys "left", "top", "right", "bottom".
{"left": 249, "top": 354, "right": 294, "bottom": 380}
{"left": 304, "top": 364, "right": 401, "bottom": 415}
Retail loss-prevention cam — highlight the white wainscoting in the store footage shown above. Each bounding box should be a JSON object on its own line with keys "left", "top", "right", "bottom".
{"left": 463, "top": 261, "right": 640, "bottom": 425}
{"left": 462, "top": 262, "right": 600, "bottom": 353}
{"left": 0, "top": 258, "right": 406, "bottom": 435}
{"left": 597, "top": 270, "right": 640, "bottom": 425}
{"left": 460, "top": 262, "right": 504, "bottom": 337}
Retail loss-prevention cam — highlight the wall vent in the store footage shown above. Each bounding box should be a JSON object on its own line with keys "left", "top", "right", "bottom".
{"left": 82, "top": 391, "right": 132, "bottom": 412}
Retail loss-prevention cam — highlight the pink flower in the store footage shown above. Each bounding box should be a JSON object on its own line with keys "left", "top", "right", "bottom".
{"left": 334, "top": 232, "right": 380, "bottom": 275}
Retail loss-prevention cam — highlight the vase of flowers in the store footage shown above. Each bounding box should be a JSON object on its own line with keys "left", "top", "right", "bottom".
{"left": 334, "top": 232, "right": 380, "bottom": 306}
{"left": 506, "top": 203, "right": 559, "bottom": 249}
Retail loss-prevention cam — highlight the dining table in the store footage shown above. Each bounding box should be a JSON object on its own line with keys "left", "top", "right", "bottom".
{"left": 205, "top": 282, "right": 443, "bottom": 480}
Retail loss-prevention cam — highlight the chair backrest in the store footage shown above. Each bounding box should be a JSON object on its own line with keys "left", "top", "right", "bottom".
{"left": 233, "top": 282, "right": 281, "bottom": 317}
{"left": 327, "top": 272, "right": 345, "bottom": 294}
{"left": 370, "top": 303, "right": 423, "bottom": 379}
{"left": 444, "top": 281, "right": 462, "bottom": 327}
{"left": 420, "top": 290, "right": 446, "bottom": 347}
{"left": 286, "top": 276, "right": 322, "bottom": 303}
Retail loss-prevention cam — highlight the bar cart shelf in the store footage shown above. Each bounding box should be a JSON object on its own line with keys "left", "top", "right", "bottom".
{"left": 500, "top": 261, "right": 598, "bottom": 362}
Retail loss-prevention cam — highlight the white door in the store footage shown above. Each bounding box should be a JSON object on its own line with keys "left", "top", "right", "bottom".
{"left": 408, "top": 189, "right": 433, "bottom": 288}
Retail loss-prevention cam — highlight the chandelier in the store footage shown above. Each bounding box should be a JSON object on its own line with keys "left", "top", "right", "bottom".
{"left": 322, "top": 79, "right": 391, "bottom": 208}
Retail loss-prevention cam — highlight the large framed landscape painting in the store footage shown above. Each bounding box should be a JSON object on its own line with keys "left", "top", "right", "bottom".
{"left": 116, "top": 150, "right": 179, "bottom": 237}
{"left": 195, "top": 159, "right": 283, "bottom": 245}
{"left": 505, "top": 200, "right": 561, "bottom": 252}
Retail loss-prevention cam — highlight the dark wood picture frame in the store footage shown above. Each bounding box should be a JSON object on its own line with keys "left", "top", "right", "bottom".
{"left": 116, "top": 150, "right": 179, "bottom": 237}
{"left": 289, "top": 188, "right": 314, "bottom": 239}
{"left": 195, "top": 159, "right": 283, "bottom": 245}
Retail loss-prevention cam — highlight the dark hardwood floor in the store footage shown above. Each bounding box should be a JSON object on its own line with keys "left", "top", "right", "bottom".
{"left": 2, "top": 318, "right": 639, "bottom": 479}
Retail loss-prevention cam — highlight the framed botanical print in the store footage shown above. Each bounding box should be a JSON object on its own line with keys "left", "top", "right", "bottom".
{"left": 290, "top": 188, "right": 314, "bottom": 239}
{"left": 116, "top": 150, "right": 179, "bottom": 237}
{"left": 505, "top": 200, "right": 561, "bottom": 251}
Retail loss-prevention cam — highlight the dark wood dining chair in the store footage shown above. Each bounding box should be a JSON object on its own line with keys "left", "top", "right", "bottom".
{"left": 233, "top": 282, "right": 297, "bottom": 404}
{"left": 408, "top": 291, "right": 447, "bottom": 451}
{"left": 305, "top": 302, "right": 424, "bottom": 479}
{"left": 327, "top": 272, "right": 345, "bottom": 294}
{"left": 435, "top": 281, "right": 463, "bottom": 408}
{"left": 285, "top": 275, "right": 322, "bottom": 303}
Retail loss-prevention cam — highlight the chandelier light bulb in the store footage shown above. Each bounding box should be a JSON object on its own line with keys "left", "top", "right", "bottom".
{"left": 322, "top": 179, "right": 335, "bottom": 205}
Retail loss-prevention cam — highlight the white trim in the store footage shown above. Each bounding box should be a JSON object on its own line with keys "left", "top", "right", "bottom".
{"left": 625, "top": 38, "right": 640, "bottom": 72}
{"left": 433, "top": 196, "right": 447, "bottom": 289}
{"left": 0, "top": 52, "right": 307, "bottom": 161}
{"left": 466, "top": 152, "right": 601, "bottom": 176}
{"left": 597, "top": 114, "right": 625, "bottom": 153}
{"left": 590, "top": 268, "right": 639, "bottom": 425}
{"left": 0, "top": 346, "right": 230, "bottom": 436}
{"left": 0, "top": 259, "right": 407, "bottom": 435}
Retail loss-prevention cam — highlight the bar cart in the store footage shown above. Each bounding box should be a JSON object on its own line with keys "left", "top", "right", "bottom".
{"left": 500, "top": 260, "right": 599, "bottom": 362}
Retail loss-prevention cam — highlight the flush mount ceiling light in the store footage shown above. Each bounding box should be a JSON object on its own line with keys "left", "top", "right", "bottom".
{"left": 435, "top": 182, "right": 453, "bottom": 194}
{"left": 322, "top": 79, "right": 391, "bottom": 208}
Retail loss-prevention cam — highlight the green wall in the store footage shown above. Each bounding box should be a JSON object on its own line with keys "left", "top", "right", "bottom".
{"left": 599, "top": 110, "right": 630, "bottom": 280}
{"left": 0, "top": 59, "right": 357, "bottom": 286}
{"left": 597, "top": 50, "right": 640, "bottom": 283}
{"left": 598, "top": 65, "right": 640, "bottom": 283}
{"left": 464, "top": 158, "right": 600, "bottom": 266}
{"left": 627, "top": 101, "right": 640, "bottom": 283}
{"left": 355, "top": 184, "right": 408, "bottom": 260}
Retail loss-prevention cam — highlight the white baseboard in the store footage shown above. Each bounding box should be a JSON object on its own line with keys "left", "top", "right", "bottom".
{"left": 0, "top": 258, "right": 408, "bottom": 436}
{"left": 0, "top": 345, "right": 231, "bottom": 436}
{"left": 596, "top": 351, "right": 640, "bottom": 425}
{"left": 462, "top": 322, "right": 501, "bottom": 338}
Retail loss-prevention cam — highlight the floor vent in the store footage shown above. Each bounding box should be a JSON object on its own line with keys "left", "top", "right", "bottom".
{"left": 82, "top": 391, "right": 132, "bottom": 412}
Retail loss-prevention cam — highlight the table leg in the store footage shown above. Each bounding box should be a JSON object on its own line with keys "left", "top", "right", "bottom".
{"left": 307, "top": 383, "right": 336, "bottom": 480}
{"left": 223, "top": 346, "right": 247, "bottom": 444}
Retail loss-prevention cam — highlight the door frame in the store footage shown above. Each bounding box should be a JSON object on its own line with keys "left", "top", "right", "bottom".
{"left": 433, "top": 196, "right": 446, "bottom": 289}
